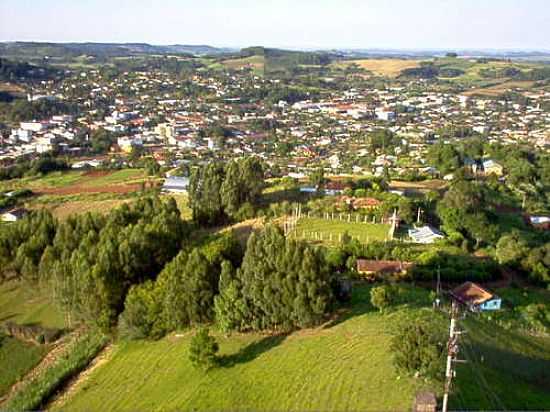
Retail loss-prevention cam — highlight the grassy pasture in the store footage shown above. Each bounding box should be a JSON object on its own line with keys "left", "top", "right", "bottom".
{"left": 0, "top": 281, "right": 65, "bottom": 330}
{"left": 54, "top": 284, "right": 550, "bottom": 411}
{"left": 293, "top": 217, "right": 391, "bottom": 245}
{"left": 462, "top": 80, "right": 537, "bottom": 97}
{"left": 0, "top": 336, "right": 49, "bottom": 398}
{"left": 334, "top": 58, "right": 421, "bottom": 77}
{"left": 221, "top": 55, "right": 265, "bottom": 75}
{"left": 0, "top": 169, "right": 146, "bottom": 193}
{"left": 56, "top": 286, "right": 435, "bottom": 412}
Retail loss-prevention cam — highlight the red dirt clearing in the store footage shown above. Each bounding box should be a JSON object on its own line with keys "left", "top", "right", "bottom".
{"left": 37, "top": 184, "right": 141, "bottom": 195}
{"left": 82, "top": 170, "right": 111, "bottom": 178}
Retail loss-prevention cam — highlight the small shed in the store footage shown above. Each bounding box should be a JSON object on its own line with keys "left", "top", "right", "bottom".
{"left": 413, "top": 391, "right": 437, "bottom": 412}
{"left": 162, "top": 176, "right": 189, "bottom": 193}
{"left": 356, "top": 259, "right": 414, "bottom": 280}
{"left": 1, "top": 208, "right": 28, "bottom": 222}
{"left": 450, "top": 281, "right": 501, "bottom": 312}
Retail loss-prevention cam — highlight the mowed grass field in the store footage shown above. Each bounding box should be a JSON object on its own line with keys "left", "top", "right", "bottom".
{"left": 0, "top": 336, "right": 49, "bottom": 398}
{"left": 0, "top": 281, "right": 65, "bottom": 329}
{"left": 294, "top": 217, "right": 391, "bottom": 245}
{"left": 56, "top": 287, "right": 435, "bottom": 412}
{"left": 334, "top": 58, "right": 421, "bottom": 77}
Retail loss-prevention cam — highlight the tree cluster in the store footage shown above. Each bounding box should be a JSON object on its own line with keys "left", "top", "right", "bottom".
{"left": 189, "top": 157, "right": 264, "bottom": 225}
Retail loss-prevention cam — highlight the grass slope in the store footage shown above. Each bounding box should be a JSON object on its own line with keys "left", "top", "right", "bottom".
{"left": 294, "top": 217, "right": 391, "bottom": 245}
{"left": 57, "top": 287, "right": 433, "bottom": 412}
{"left": 334, "top": 59, "right": 421, "bottom": 77}
{"left": 0, "top": 281, "right": 65, "bottom": 329}
{"left": 0, "top": 336, "right": 49, "bottom": 397}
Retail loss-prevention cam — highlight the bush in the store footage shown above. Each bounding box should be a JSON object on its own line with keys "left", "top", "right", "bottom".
{"left": 189, "top": 328, "right": 219, "bottom": 371}
{"left": 370, "top": 285, "right": 397, "bottom": 312}
{"left": 391, "top": 317, "right": 446, "bottom": 380}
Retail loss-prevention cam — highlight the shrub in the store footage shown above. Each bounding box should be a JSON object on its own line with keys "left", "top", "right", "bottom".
{"left": 391, "top": 318, "right": 446, "bottom": 380}
{"left": 189, "top": 328, "right": 219, "bottom": 371}
{"left": 370, "top": 285, "right": 397, "bottom": 312}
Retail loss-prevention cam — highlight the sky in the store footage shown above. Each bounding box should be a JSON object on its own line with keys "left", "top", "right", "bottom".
{"left": 0, "top": 0, "right": 549, "bottom": 50}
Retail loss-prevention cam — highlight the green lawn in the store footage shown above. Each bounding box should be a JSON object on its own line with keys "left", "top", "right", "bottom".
{"left": 0, "top": 336, "right": 49, "bottom": 397}
{"left": 452, "top": 316, "right": 550, "bottom": 410}
{"left": 0, "top": 169, "right": 147, "bottom": 193}
{"left": 293, "top": 217, "right": 391, "bottom": 245}
{"left": 56, "top": 286, "right": 435, "bottom": 412}
{"left": 0, "top": 281, "right": 65, "bottom": 329}
{"left": 82, "top": 169, "right": 146, "bottom": 186}
{"left": 0, "top": 171, "right": 83, "bottom": 192}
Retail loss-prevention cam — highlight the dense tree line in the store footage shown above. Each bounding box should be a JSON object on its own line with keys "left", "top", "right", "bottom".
{"left": 0, "top": 196, "right": 188, "bottom": 330}
{"left": 189, "top": 157, "right": 264, "bottom": 225}
{"left": 215, "top": 225, "right": 334, "bottom": 332}
{"left": 0, "top": 98, "right": 77, "bottom": 123}
{"left": 119, "top": 225, "right": 335, "bottom": 338}
{"left": 44, "top": 197, "right": 187, "bottom": 329}
{"left": 0, "top": 154, "right": 70, "bottom": 180}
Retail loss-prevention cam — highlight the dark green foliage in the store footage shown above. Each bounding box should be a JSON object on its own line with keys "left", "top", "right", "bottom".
{"left": 0, "top": 154, "right": 69, "bottom": 180}
{"left": 118, "top": 281, "right": 163, "bottom": 340}
{"left": 391, "top": 317, "right": 446, "bottom": 380}
{"left": 0, "top": 98, "right": 76, "bottom": 123}
{"left": 368, "top": 128, "right": 400, "bottom": 152}
{"left": 215, "top": 225, "right": 334, "bottom": 332}
{"left": 0, "top": 209, "right": 57, "bottom": 282}
{"left": 189, "top": 157, "right": 264, "bottom": 225}
{"left": 42, "top": 196, "right": 187, "bottom": 331}
{"left": 370, "top": 285, "right": 397, "bottom": 312}
{"left": 161, "top": 249, "right": 218, "bottom": 330}
{"left": 437, "top": 180, "right": 498, "bottom": 247}
{"left": 90, "top": 128, "right": 117, "bottom": 154}
{"left": 0, "top": 57, "right": 61, "bottom": 81}
{"left": 189, "top": 328, "right": 219, "bottom": 371}
{"left": 118, "top": 232, "right": 242, "bottom": 339}
{"left": 400, "top": 64, "right": 439, "bottom": 79}
{"left": 427, "top": 142, "right": 462, "bottom": 174}
{"left": 413, "top": 249, "right": 499, "bottom": 282}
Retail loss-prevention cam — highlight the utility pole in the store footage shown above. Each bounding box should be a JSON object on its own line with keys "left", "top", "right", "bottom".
{"left": 442, "top": 300, "right": 465, "bottom": 412}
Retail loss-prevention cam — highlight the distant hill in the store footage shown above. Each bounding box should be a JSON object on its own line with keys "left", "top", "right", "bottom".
{"left": 0, "top": 57, "right": 62, "bottom": 82}
{"left": 0, "top": 42, "right": 235, "bottom": 61}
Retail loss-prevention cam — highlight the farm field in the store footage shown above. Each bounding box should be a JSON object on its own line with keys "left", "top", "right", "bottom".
{"left": 0, "top": 281, "right": 65, "bottom": 330}
{"left": 0, "top": 336, "right": 49, "bottom": 398}
{"left": 51, "top": 284, "right": 550, "bottom": 411}
{"left": 220, "top": 55, "right": 265, "bottom": 75}
{"left": 293, "top": 217, "right": 391, "bottom": 245}
{"left": 462, "top": 80, "right": 537, "bottom": 97}
{"left": 54, "top": 286, "right": 436, "bottom": 412}
{"left": 0, "top": 169, "right": 148, "bottom": 194}
{"left": 334, "top": 58, "right": 421, "bottom": 77}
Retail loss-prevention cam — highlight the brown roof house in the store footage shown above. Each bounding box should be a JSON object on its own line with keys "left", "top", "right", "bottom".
{"left": 450, "top": 282, "right": 501, "bottom": 312}
{"left": 356, "top": 259, "right": 414, "bottom": 280}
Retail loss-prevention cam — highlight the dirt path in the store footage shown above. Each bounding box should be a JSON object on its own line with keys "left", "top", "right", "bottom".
{"left": 45, "top": 343, "right": 115, "bottom": 410}
{"left": 0, "top": 328, "right": 84, "bottom": 408}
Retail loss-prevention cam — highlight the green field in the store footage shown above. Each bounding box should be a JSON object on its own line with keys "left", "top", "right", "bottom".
{"left": 0, "top": 169, "right": 147, "bottom": 192}
{"left": 51, "top": 284, "right": 550, "bottom": 411}
{"left": 56, "top": 286, "right": 435, "bottom": 412}
{"left": 293, "top": 217, "right": 391, "bottom": 245}
{"left": 0, "top": 281, "right": 65, "bottom": 329}
{"left": 0, "top": 336, "right": 49, "bottom": 397}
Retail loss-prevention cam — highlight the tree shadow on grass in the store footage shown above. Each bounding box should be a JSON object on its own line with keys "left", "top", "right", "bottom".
{"left": 323, "top": 284, "right": 376, "bottom": 329}
{"left": 219, "top": 334, "right": 287, "bottom": 368}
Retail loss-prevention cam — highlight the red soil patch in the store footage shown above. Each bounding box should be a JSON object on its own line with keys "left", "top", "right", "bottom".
{"left": 82, "top": 170, "right": 111, "bottom": 178}
{"left": 37, "top": 184, "right": 141, "bottom": 195}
